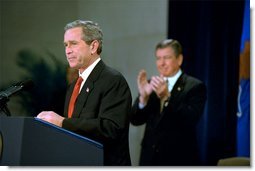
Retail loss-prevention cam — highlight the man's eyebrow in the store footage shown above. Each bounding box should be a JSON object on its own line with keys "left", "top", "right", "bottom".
{"left": 63, "top": 40, "right": 78, "bottom": 44}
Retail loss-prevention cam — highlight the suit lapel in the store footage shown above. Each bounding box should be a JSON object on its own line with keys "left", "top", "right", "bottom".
{"left": 155, "top": 73, "right": 186, "bottom": 126}
{"left": 169, "top": 73, "right": 185, "bottom": 101}
{"left": 71, "top": 60, "right": 105, "bottom": 118}
{"left": 71, "top": 81, "right": 94, "bottom": 118}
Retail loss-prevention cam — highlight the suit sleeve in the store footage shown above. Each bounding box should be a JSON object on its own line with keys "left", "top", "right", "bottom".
{"left": 130, "top": 93, "right": 160, "bottom": 126}
{"left": 130, "top": 97, "right": 146, "bottom": 125}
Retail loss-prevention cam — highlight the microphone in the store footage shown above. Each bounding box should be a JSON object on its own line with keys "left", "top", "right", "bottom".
{"left": 0, "top": 80, "right": 34, "bottom": 105}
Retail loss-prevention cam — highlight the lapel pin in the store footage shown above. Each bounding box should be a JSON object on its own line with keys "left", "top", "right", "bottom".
{"left": 86, "top": 87, "right": 89, "bottom": 93}
{"left": 177, "top": 87, "right": 181, "bottom": 91}
{"left": 164, "top": 101, "right": 169, "bottom": 107}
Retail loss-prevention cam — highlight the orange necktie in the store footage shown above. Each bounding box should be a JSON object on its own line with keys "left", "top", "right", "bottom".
{"left": 68, "top": 77, "right": 83, "bottom": 118}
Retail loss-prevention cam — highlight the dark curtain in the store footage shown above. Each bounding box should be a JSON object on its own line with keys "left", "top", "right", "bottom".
{"left": 168, "top": 0, "right": 245, "bottom": 165}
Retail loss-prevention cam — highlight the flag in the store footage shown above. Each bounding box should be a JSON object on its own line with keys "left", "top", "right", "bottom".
{"left": 236, "top": 0, "right": 250, "bottom": 157}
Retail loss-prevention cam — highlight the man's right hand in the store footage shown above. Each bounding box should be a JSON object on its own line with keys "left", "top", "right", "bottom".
{"left": 137, "top": 70, "right": 153, "bottom": 105}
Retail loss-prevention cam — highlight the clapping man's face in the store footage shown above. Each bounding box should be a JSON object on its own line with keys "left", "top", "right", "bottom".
{"left": 155, "top": 46, "right": 183, "bottom": 77}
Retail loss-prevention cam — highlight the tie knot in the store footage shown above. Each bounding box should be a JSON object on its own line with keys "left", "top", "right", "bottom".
{"left": 165, "top": 78, "right": 170, "bottom": 92}
{"left": 165, "top": 78, "right": 169, "bottom": 85}
{"left": 77, "top": 77, "right": 83, "bottom": 84}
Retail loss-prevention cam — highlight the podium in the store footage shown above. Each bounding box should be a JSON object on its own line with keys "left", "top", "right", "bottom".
{"left": 0, "top": 117, "right": 104, "bottom": 166}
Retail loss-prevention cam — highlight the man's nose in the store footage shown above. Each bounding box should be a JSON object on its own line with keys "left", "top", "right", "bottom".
{"left": 159, "top": 59, "right": 165, "bottom": 66}
{"left": 66, "top": 47, "right": 72, "bottom": 54}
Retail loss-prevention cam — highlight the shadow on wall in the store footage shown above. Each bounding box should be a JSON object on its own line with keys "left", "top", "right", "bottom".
{"left": 12, "top": 49, "right": 67, "bottom": 116}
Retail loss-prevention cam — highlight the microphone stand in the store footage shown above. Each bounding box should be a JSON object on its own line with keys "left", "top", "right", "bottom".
{"left": 0, "top": 96, "right": 11, "bottom": 116}
{"left": 0, "top": 80, "right": 34, "bottom": 117}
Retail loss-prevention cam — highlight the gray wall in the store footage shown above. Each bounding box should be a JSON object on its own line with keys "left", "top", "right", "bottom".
{"left": 0, "top": 0, "right": 167, "bottom": 165}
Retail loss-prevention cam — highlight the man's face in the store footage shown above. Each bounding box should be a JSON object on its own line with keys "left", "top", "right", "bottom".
{"left": 64, "top": 27, "right": 92, "bottom": 72}
{"left": 155, "top": 47, "right": 183, "bottom": 77}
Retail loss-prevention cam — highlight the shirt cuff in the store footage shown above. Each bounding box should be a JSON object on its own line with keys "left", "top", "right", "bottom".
{"left": 138, "top": 102, "right": 145, "bottom": 109}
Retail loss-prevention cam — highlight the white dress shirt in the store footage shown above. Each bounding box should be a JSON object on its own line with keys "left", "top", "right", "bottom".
{"left": 165, "top": 69, "right": 182, "bottom": 92}
{"left": 78, "top": 57, "right": 101, "bottom": 92}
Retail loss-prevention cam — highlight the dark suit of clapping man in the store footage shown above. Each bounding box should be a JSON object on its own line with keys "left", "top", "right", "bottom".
{"left": 37, "top": 20, "right": 132, "bottom": 166}
{"left": 130, "top": 39, "right": 207, "bottom": 166}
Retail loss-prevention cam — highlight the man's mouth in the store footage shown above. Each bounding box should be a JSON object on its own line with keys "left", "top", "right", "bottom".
{"left": 68, "top": 56, "right": 76, "bottom": 60}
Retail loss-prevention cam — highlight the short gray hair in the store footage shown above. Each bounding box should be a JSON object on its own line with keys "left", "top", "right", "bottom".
{"left": 155, "top": 39, "right": 182, "bottom": 57}
{"left": 64, "top": 20, "right": 103, "bottom": 54}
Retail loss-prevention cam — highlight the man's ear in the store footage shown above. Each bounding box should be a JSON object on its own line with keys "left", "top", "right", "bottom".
{"left": 178, "top": 54, "right": 183, "bottom": 66}
{"left": 90, "top": 40, "right": 99, "bottom": 55}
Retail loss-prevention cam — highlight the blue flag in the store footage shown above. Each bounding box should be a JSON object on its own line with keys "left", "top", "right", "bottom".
{"left": 236, "top": 0, "right": 250, "bottom": 157}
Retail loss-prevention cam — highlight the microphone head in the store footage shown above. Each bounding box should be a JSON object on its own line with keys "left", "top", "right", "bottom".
{"left": 20, "top": 79, "right": 34, "bottom": 90}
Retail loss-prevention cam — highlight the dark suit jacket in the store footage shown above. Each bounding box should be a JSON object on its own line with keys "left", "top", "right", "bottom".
{"left": 130, "top": 73, "right": 207, "bottom": 166}
{"left": 62, "top": 60, "right": 132, "bottom": 166}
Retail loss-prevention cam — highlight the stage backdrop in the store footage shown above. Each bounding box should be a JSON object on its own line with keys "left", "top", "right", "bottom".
{"left": 168, "top": 0, "right": 246, "bottom": 165}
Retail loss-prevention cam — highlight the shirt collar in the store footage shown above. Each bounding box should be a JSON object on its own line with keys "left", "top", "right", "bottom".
{"left": 79, "top": 57, "right": 101, "bottom": 83}
{"left": 165, "top": 69, "right": 182, "bottom": 92}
